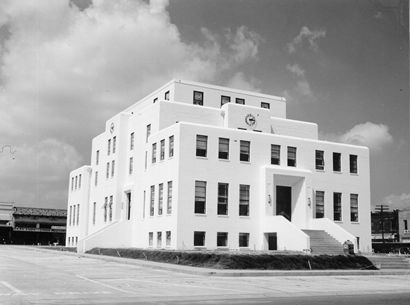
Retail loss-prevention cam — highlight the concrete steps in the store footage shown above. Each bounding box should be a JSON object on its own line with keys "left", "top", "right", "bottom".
{"left": 302, "top": 229, "right": 344, "bottom": 255}
{"left": 365, "top": 255, "right": 410, "bottom": 269}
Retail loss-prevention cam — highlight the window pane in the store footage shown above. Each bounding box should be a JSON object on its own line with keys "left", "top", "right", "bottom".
{"left": 287, "top": 146, "right": 297, "bottom": 167}
{"left": 195, "top": 181, "right": 206, "bottom": 214}
{"left": 167, "top": 181, "right": 172, "bottom": 214}
{"left": 333, "top": 152, "right": 341, "bottom": 172}
{"left": 146, "top": 124, "right": 151, "bottom": 143}
{"left": 217, "top": 183, "right": 228, "bottom": 215}
{"left": 221, "top": 95, "right": 230, "bottom": 106}
{"left": 158, "top": 183, "right": 163, "bottom": 215}
{"left": 239, "top": 233, "right": 249, "bottom": 247}
{"left": 271, "top": 144, "right": 280, "bottom": 165}
{"left": 218, "top": 138, "right": 229, "bottom": 159}
{"left": 157, "top": 232, "right": 162, "bottom": 248}
{"left": 150, "top": 185, "right": 155, "bottom": 216}
{"left": 333, "top": 192, "right": 342, "bottom": 221}
{"left": 164, "top": 91, "right": 170, "bottom": 100}
{"left": 152, "top": 143, "right": 157, "bottom": 163}
{"left": 129, "top": 157, "right": 133, "bottom": 175}
{"left": 112, "top": 136, "right": 116, "bottom": 154}
{"left": 160, "top": 139, "right": 165, "bottom": 160}
{"left": 217, "top": 232, "right": 228, "bottom": 247}
{"left": 196, "top": 135, "right": 207, "bottom": 157}
{"left": 261, "top": 102, "right": 270, "bottom": 109}
{"left": 240, "top": 141, "right": 250, "bottom": 162}
{"left": 350, "top": 194, "right": 358, "bottom": 222}
{"left": 315, "top": 150, "right": 324, "bottom": 170}
{"left": 315, "top": 191, "right": 325, "bottom": 218}
{"left": 235, "top": 98, "right": 245, "bottom": 105}
{"left": 350, "top": 154, "right": 358, "bottom": 174}
{"left": 193, "top": 91, "right": 203, "bottom": 105}
{"left": 169, "top": 135, "right": 174, "bottom": 157}
{"left": 239, "top": 184, "right": 250, "bottom": 216}
{"left": 194, "top": 231, "right": 205, "bottom": 246}
{"left": 130, "top": 133, "right": 134, "bottom": 150}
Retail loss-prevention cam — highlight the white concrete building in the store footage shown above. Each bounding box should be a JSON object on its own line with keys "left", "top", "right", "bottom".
{"left": 66, "top": 80, "right": 372, "bottom": 254}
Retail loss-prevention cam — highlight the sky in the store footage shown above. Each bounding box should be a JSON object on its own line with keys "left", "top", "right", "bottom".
{"left": 0, "top": 0, "right": 408, "bottom": 211}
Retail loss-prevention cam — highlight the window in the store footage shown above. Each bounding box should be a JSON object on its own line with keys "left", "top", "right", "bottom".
{"left": 194, "top": 181, "right": 206, "bottom": 214}
{"left": 92, "top": 202, "right": 96, "bottom": 225}
{"left": 404, "top": 220, "right": 408, "bottom": 231}
{"left": 111, "top": 160, "right": 115, "bottom": 177}
{"left": 150, "top": 185, "right": 155, "bottom": 216}
{"left": 75, "top": 176, "right": 78, "bottom": 189}
{"left": 130, "top": 133, "right": 134, "bottom": 150}
{"left": 239, "top": 184, "right": 250, "bottom": 216}
{"left": 271, "top": 144, "right": 280, "bottom": 165}
{"left": 94, "top": 171, "right": 98, "bottom": 186}
{"left": 350, "top": 194, "right": 358, "bottom": 222}
{"left": 144, "top": 151, "right": 147, "bottom": 170}
{"left": 96, "top": 150, "right": 99, "bottom": 165}
{"left": 221, "top": 95, "right": 230, "bottom": 106}
{"left": 109, "top": 195, "right": 113, "bottom": 222}
{"left": 261, "top": 102, "right": 270, "bottom": 109}
{"left": 196, "top": 135, "right": 207, "bottom": 157}
{"left": 143, "top": 190, "right": 146, "bottom": 219}
{"left": 218, "top": 138, "right": 229, "bottom": 159}
{"left": 78, "top": 174, "right": 82, "bottom": 189}
{"left": 166, "top": 231, "right": 171, "bottom": 246}
{"left": 167, "top": 181, "right": 172, "bottom": 214}
{"left": 287, "top": 146, "right": 297, "bottom": 167}
{"left": 217, "top": 232, "right": 228, "bottom": 247}
{"left": 350, "top": 154, "right": 358, "bottom": 174}
{"left": 169, "top": 135, "right": 174, "bottom": 157}
{"left": 236, "top": 98, "right": 245, "bottom": 105}
{"left": 71, "top": 177, "right": 74, "bottom": 191}
{"left": 333, "top": 192, "right": 342, "bottom": 221}
{"left": 158, "top": 183, "right": 163, "bottom": 215}
{"left": 153, "top": 97, "right": 158, "bottom": 103}
{"left": 73, "top": 205, "right": 76, "bottom": 225}
{"left": 315, "top": 191, "right": 325, "bottom": 218}
{"left": 240, "top": 141, "right": 250, "bottom": 162}
{"left": 193, "top": 90, "right": 204, "bottom": 105}
{"left": 152, "top": 143, "right": 157, "bottom": 163}
{"left": 333, "top": 152, "right": 341, "bottom": 172}
{"left": 112, "top": 136, "right": 116, "bottom": 154}
{"left": 315, "top": 150, "right": 324, "bottom": 170}
{"left": 148, "top": 232, "right": 153, "bottom": 247}
{"left": 160, "top": 139, "right": 165, "bottom": 160}
{"left": 129, "top": 157, "right": 133, "bottom": 175}
{"left": 164, "top": 90, "right": 170, "bottom": 101}
{"left": 76, "top": 204, "right": 80, "bottom": 225}
{"left": 69, "top": 206, "right": 72, "bottom": 226}
{"left": 157, "top": 232, "right": 162, "bottom": 248}
{"left": 107, "top": 139, "right": 111, "bottom": 155}
{"left": 239, "top": 233, "right": 249, "bottom": 247}
{"left": 194, "top": 231, "right": 205, "bottom": 247}
{"left": 104, "top": 197, "right": 108, "bottom": 222}
{"left": 146, "top": 124, "right": 151, "bottom": 143}
{"left": 126, "top": 192, "right": 131, "bottom": 220}
{"left": 217, "top": 183, "right": 228, "bottom": 215}
{"left": 106, "top": 162, "right": 109, "bottom": 179}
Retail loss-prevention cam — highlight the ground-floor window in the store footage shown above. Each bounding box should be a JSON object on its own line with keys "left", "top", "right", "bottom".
{"left": 194, "top": 231, "right": 205, "bottom": 247}
{"left": 239, "top": 233, "right": 249, "bottom": 247}
{"left": 217, "top": 232, "right": 228, "bottom": 247}
{"left": 166, "top": 231, "right": 171, "bottom": 246}
{"left": 157, "top": 232, "right": 162, "bottom": 248}
{"left": 148, "top": 232, "right": 153, "bottom": 247}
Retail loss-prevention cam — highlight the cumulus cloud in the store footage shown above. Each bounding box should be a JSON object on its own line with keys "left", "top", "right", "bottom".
{"left": 286, "top": 63, "right": 305, "bottom": 77}
{"left": 283, "top": 63, "right": 314, "bottom": 103}
{"left": 382, "top": 193, "right": 410, "bottom": 210}
{"left": 288, "top": 26, "right": 326, "bottom": 54}
{"left": 225, "top": 72, "right": 261, "bottom": 92}
{"left": 0, "top": 0, "right": 262, "bottom": 208}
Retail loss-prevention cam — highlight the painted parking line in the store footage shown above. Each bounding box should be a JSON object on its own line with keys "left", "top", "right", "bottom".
{"left": 76, "top": 275, "right": 135, "bottom": 294}
{"left": 0, "top": 281, "right": 23, "bottom": 294}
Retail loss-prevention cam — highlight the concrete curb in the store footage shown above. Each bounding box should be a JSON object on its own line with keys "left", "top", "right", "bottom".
{"left": 28, "top": 246, "right": 410, "bottom": 277}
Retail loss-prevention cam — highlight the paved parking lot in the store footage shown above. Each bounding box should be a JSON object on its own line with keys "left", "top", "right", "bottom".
{"left": 0, "top": 246, "right": 409, "bottom": 304}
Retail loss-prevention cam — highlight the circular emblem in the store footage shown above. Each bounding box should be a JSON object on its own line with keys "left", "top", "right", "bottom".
{"left": 245, "top": 114, "right": 256, "bottom": 127}
{"left": 110, "top": 122, "right": 115, "bottom": 134}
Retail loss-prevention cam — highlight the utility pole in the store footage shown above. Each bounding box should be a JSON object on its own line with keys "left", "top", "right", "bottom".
{"left": 375, "top": 205, "right": 390, "bottom": 244}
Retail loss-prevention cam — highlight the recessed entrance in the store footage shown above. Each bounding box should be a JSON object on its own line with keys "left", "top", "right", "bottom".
{"left": 276, "top": 185, "right": 292, "bottom": 221}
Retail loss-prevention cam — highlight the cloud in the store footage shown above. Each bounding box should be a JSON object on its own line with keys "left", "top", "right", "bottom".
{"left": 225, "top": 72, "right": 260, "bottom": 92}
{"left": 283, "top": 63, "right": 314, "bottom": 103}
{"left": 286, "top": 63, "right": 305, "bottom": 77}
{"left": 288, "top": 26, "right": 326, "bottom": 54}
{"left": 382, "top": 193, "right": 410, "bottom": 210}
{"left": 0, "top": 0, "right": 263, "bottom": 208}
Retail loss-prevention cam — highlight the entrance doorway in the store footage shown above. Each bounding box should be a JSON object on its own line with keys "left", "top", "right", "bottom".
{"left": 265, "top": 233, "right": 277, "bottom": 250}
{"left": 276, "top": 185, "right": 291, "bottom": 221}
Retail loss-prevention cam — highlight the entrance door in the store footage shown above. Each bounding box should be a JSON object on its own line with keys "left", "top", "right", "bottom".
{"left": 276, "top": 186, "right": 292, "bottom": 221}
{"left": 267, "top": 233, "right": 277, "bottom": 250}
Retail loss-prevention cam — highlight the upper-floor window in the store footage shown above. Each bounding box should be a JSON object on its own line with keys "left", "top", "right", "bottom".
{"left": 217, "top": 183, "right": 229, "bottom": 215}
{"left": 104, "top": 197, "right": 108, "bottom": 222}
{"left": 109, "top": 196, "right": 113, "bottom": 221}
{"left": 75, "top": 176, "right": 78, "bottom": 189}
{"left": 239, "top": 184, "right": 250, "bottom": 216}
{"left": 236, "top": 98, "right": 245, "bottom": 105}
{"left": 167, "top": 181, "right": 173, "bottom": 214}
{"left": 160, "top": 139, "right": 165, "bottom": 160}
{"left": 78, "top": 174, "right": 82, "bottom": 189}
{"left": 112, "top": 136, "right": 116, "bottom": 154}
{"left": 106, "top": 162, "right": 110, "bottom": 179}
{"left": 193, "top": 91, "right": 204, "bottom": 105}
{"left": 333, "top": 192, "right": 342, "bottom": 221}
{"left": 129, "top": 157, "right": 133, "bottom": 175}
{"left": 164, "top": 90, "right": 170, "bottom": 101}
{"left": 158, "top": 183, "right": 163, "bottom": 215}
{"left": 153, "top": 97, "right": 158, "bottom": 103}
{"left": 404, "top": 220, "right": 408, "bottom": 231}
{"left": 94, "top": 171, "right": 98, "bottom": 186}
{"left": 271, "top": 144, "right": 280, "bottom": 165}
{"left": 96, "top": 150, "right": 99, "bottom": 165}
{"left": 130, "top": 133, "right": 134, "bottom": 150}
{"left": 169, "top": 135, "right": 174, "bottom": 157}
{"left": 350, "top": 194, "right": 358, "bottom": 222}
{"left": 107, "top": 139, "right": 111, "bottom": 155}
{"left": 221, "top": 95, "right": 230, "bottom": 106}
{"left": 71, "top": 177, "right": 74, "bottom": 191}
{"left": 194, "top": 180, "right": 206, "bottom": 214}
{"left": 111, "top": 160, "right": 115, "bottom": 177}
{"left": 287, "top": 146, "right": 297, "bottom": 167}
{"left": 146, "top": 124, "right": 151, "bottom": 143}
{"left": 218, "top": 138, "right": 229, "bottom": 160}
{"left": 240, "top": 140, "right": 250, "bottom": 162}
{"left": 92, "top": 202, "right": 96, "bottom": 225}
{"left": 69, "top": 206, "right": 72, "bottom": 225}
{"left": 315, "top": 150, "right": 324, "bottom": 170}
{"left": 196, "top": 135, "right": 207, "bottom": 157}
{"left": 152, "top": 143, "right": 157, "bottom": 163}
{"left": 261, "top": 102, "right": 270, "bottom": 109}
{"left": 150, "top": 185, "right": 155, "bottom": 216}
{"left": 76, "top": 204, "right": 80, "bottom": 225}
{"left": 333, "top": 152, "right": 341, "bottom": 172}
{"left": 315, "top": 191, "right": 324, "bottom": 218}
{"left": 350, "top": 154, "right": 358, "bottom": 174}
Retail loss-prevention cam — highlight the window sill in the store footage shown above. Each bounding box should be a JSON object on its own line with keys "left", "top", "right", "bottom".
{"left": 217, "top": 215, "right": 229, "bottom": 218}
{"left": 218, "top": 158, "right": 230, "bottom": 162}
{"left": 196, "top": 156, "right": 208, "bottom": 160}
{"left": 194, "top": 246, "right": 206, "bottom": 249}
{"left": 315, "top": 169, "right": 325, "bottom": 172}
{"left": 333, "top": 171, "right": 342, "bottom": 174}
{"left": 334, "top": 220, "right": 343, "bottom": 223}
{"left": 350, "top": 173, "right": 359, "bottom": 176}
{"left": 239, "top": 215, "right": 250, "bottom": 219}
{"left": 240, "top": 161, "right": 251, "bottom": 164}
{"left": 351, "top": 221, "right": 360, "bottom": 224}
{"left": 194, "top": 213, "right": 207, "bottom": 216}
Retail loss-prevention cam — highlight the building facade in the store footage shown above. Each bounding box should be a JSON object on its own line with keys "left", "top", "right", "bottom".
{"left": 66, "top": 80, "right": 372, "bottom": 253}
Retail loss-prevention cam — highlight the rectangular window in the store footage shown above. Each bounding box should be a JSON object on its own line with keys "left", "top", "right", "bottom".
{"left": 126, "top": 192, "right": 131, "bottom": 220}
{"left": 169, "top": 135, "right": 174, "bottom": 157}
{"left": 193, "top": 90, "right": 204, "bottom": 105}
{"left": 158, "top": 183, "right": 163, "bottom": 216}
{"left": 315, "top": 150, "right": 324, "bottom": 170}
{"left": 164, "top": 90, "right": 170, "bottom": 101}
{"left": 217, "top": 183, "right": 229, "bottom": 215}
{"left": 315, "top": 191, "right": 325, "bottom": 218}
{"left": 239, "top": 184, "right": 250, "bottom": 216}
{"left": 157, "top": 232, "right": 162, "bottom": 248}
{"left": 194, "top": 181, "right": 206, "bottom": 214}
{"left": 75, "top": 176, "right": 78, "bottom": 189}
{"left": 194, "top": 231, "right": 205, "bottom": 247}
{"left": 271, "top": 144, "right": 280, "bottom": 165}
{"left": 150, "top": 185, "right": 155, "bottom": 216}
{"left": 107, "top": 139, "right": 111, "bottom": 155}
{"left": 240, "top": 140, "right": 250, "bottom": 162}
{"left": 106, "top": 162, "right": 109, "bottom": 179}
{"left": 160, "top": 139, "right": 165, "bottom": 160}
{"left": 130, "top": 132, "right": 134, "bottom": 150}
{"left": 166, "top": 231, "right": 171, "bottom": 246}
{"left": 167, "top": 181, "right": 172, "bottom": 214}
{"left": 218, "top": 138, "right": 229, "bottom": 159}
{"left": 235, "top": 98, "right": 245, "bottom": 105}
{"left": 350, "top": 194, "right": 358, "bottom": 222}
{"left": 146, "top": 124, "right": 151, "bottom": 143}
{"left": 69, "top": 206, "right": 72, "bottom": 226}
{"left": 148, "top": 232, "right": 153, "bottom": 247}
{"left": 73, "top": 205, "right": 76, "bottom": 225}
{"left": 78, "top": 174, "right": 82, "bottom": 189}
{"left": 196, "top": 135, "right": 207, "bottom": 157}
{"left": 404, "top": 220, "right": 408, "bottom": 231}
{"left": 92, "top": 202, "right": 96, "bottom": 225}
{"left": 261, "top": 102, "right": 270, "bottom": 109}
{"left": 95, "top": 171, "right": 98, "bottom": 186}
{"left": 129, "top": 157, "right": 133, "bottom": 175}
{"left": 287, "top": 146, "right": 297, "bottom": 167}
{"left": 109, "top": 195, "right": 113, "bottom": 222}
{"left": 104, "top": 197, "right": 108, "bottom": 222}
{"left": 144, "top": 151, "right": 147, "bottom": 170}
{"left": 350, "top": 154, "right": 358, "bottom": 174}
{"left": 152, "top": 143, "right": 157, "bottom": 163}
{"left": 143, "top": 190, "right": 146, "bottom": 219}
{"left": 96, "top": 150, "right": 99, "bottom": 165}
{"left": 76, "top": 204, "right": 80, "bottom": 225}
{"left": 333, "top": 152, "right": 341, "bottom": 172}
{"left": 221, "top": 95, "right": 230, "bottom": 106}
{"left": 239, "top": 233, "right": 249, "bottom": 247}
{"left": 153, "top": 97, "right": 158, "bottom": 103}
{"left": 111, "top": 160, "right": 115, "bottom": 177}
{"left": 71, "top": 177, "right": 74, "bottom": 191}
{"left": 217, "top": 232, "right": 228, "bottom": 247}
{"left": 333, "top": 192, "right": 342, "bottom": 221}
{"left": 112, "top": 136, "right": 116, "bottom": 154}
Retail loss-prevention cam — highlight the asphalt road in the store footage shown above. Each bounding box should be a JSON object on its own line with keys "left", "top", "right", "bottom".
{"left": 0, "top": 246, "right": 409, "bottom": 305}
